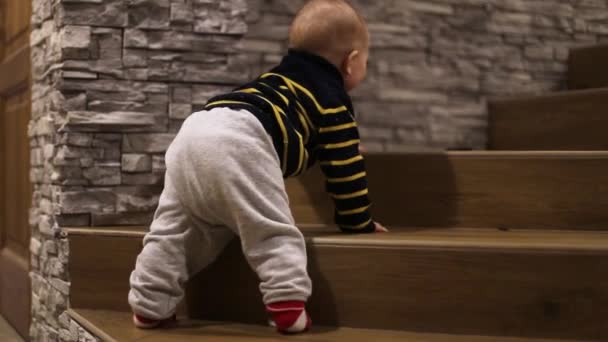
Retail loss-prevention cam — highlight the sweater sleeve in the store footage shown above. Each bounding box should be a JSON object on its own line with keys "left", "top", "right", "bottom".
{"left": 317, "top": 111, "right": 375, "bottom": 233}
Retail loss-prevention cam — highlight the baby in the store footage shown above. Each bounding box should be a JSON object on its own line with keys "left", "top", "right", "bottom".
{"left": 128, "top": 0, "right": 387, "bottom": 334}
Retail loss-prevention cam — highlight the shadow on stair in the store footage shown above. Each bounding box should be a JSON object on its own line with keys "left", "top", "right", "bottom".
{"left": 291, "top": 152, "right": 459, "bottom": 229}
{"left": 184, "top": 239, "right": 340, "bottom": 333}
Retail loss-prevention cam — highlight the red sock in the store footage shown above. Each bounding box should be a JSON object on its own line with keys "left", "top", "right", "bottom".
{"left": 266, "top": 301, "right": 311, "bottom": 334}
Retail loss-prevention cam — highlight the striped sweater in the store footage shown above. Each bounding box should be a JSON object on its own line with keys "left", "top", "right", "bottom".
{"left": 205, "top": 49, "right": 374, "bottom": 233}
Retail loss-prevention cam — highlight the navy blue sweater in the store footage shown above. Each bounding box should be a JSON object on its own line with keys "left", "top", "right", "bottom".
{"left": 205, "top": 50, "right": 374, "bottom": 233}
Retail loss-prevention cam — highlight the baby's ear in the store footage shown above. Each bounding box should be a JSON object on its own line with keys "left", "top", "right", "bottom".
{"left": 342, "top": 50, "right": 360, "bottom": 76}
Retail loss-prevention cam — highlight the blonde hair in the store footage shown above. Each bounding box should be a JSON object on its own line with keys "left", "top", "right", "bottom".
{"left": 289, "top": 0, "right": 369, "bottom": 65}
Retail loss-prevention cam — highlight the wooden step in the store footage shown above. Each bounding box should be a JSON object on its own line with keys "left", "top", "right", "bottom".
{"left": 568, "top": 44, "right": 608, "bottom": 90}
{"left": 68, "top": 308, "right": 570, "bottom": 342}
{"left": 487, "top": 89, "right": 608, "bottom": 150}
{"left": 288, "top": 152, "right": 608, "bottom": 230}
{"left": 68, "top": 309, "right": 570, "bottom": 342}
{"left": 67, "top": 227, "right": 608, "bottom": 340}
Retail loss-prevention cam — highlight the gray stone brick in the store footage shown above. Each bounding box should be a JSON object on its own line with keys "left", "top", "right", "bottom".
{"left": 58, "top": 133, "right": 94, "bottom": 147}
{"left": 379, "top": 89, "right": 449, "bottom": 104}
{"left": 123, "top": 133, "right": 176, "bottom": 153}
{"left": 122, "top": 172, "right": 164, "bottom": 185}
{"left": 152, "top": 155, "right": 166, "bottom": 172}
{"left": 122, "top": 154, "right": 153, "bottom": 173}
{"left": 123, "top": 49, "right": 148, "bottom": 68}
{"left": 63, "top": 71, "right": 98, "bottom": 79}
{"left": 59, "top": 189, "right": 116, "bottom": 214}
{"left": 128, "top": 0, "right": 171, "bottom": 29}
{"left": 63, "top": 111, "right": 160, "bottom": 132}
{"left": 56, "top": 145, "right": 104, "bottom": 160}
{"left": 83, "top": 165, "right": 122, "bottom": 185}
{"left": 51, "top": 278, "right": 71, "bottom": 296}
{"left": 123, "top": 29, "right": 149, "bottom": 48}
{"left": 169, "top": 103, "right": 193, "bottom": 119}
{"left": 408, "top": 1, "right": 454, "bottom": 15}
{"left": 61, "top": 79, "right": 169, "bottom": 94}
{"left": 524, "top": 45, "right": 555, "bottom": 60}
{"left": 93, "top": 28, "right": 123, "bottom": 60}
{"left": 171, "top": 2, "right": 194, "bottom": 23}
{"left": 31, "top": 238, "right": 42, "bottom": 256}
{"left": 172, "top": 86, "right": 192, "bottom": 103}
{"left": 192, "top": 84, "right": 233, "bottom": 104}
{"left": 60, "top": 25, "right": 91, "bottom": 59}
{"left": 58, "top": 1, "right": 128, "bottom": 27}
{"left": 116, "top": 186, "right": 161, "bottom": 212}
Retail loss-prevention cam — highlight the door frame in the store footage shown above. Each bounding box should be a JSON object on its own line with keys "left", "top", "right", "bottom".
{"left": 0, "top": 0, "right": 33, "bottom": 339}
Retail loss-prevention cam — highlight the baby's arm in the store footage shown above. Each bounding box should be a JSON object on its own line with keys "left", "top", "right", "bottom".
{"left": 317, "top": 112, "right": 384, "bottom": 233}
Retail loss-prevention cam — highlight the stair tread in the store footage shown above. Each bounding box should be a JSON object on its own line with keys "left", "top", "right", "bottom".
{"left": 568, "top": 44, "right": 608, "bottom": 90}
{"left": 68, "top": 228, "right": 608, "bottom": 339}
{"left": 488, "top": 89, "right": 608, "bottom": 150}
{"left": 68, "top": 309, "right": 568, "bottom": 342}
{"left": 67, "top": 226, "right": 608, "bottom": 252}
{"left": 489, "top": 87, "right": 608, "bottom": 104}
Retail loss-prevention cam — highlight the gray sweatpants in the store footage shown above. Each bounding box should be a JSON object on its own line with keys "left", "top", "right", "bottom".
{"left": 128, "top": 108, "right": 312, "bottom": 320}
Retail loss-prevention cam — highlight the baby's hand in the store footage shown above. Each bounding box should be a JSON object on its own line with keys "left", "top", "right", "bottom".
{"left": 374, "top": 222, "right": 389, "bottom": 233}
{"left": 359, "top": 145, "right": 367, "bottom": 154}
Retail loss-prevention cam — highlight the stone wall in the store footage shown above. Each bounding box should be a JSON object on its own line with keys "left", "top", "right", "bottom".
{"left": 28, "top": 0, "right": 608, "bottom": 340}
{"left": 245, "top": 0, "right": 608, "bottom": 151}
{"left": 29, "top": 0, "right": 247, "bottom": 340}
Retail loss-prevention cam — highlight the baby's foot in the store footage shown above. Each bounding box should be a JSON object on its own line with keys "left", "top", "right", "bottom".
{"left": 266, "top": 301, "right": 311, "bottom": 334}
{"left": 132, "top": 313, "right": 176, "bottom": 329}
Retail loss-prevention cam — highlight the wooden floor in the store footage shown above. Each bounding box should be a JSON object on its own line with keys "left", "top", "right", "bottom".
{"left": 0, "top": 316, "right": 23, "bottom": 342}
{"left": 69, "top": 309, "right": 572, "bottom": 342}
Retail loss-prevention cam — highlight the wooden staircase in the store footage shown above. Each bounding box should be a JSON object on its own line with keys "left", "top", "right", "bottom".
{"left": 66, "top": 44, "right": 608, "bottom": 341}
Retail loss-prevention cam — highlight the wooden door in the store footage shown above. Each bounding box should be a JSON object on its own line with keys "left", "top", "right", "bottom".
{"left": 0, "top": 0, "right": 32, "bottom": 339}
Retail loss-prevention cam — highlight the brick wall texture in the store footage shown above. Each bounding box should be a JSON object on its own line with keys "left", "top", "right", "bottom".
{"left": 27, "top": 0, "right": 608, "bottom": 340}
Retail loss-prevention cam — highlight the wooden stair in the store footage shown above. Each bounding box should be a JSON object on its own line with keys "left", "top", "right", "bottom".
{"left": 65, "top": 43, "right": 608, "bottom": 342}
{"left": 66, "top": 151, "right": 608, "bottom": 340}
{"left": 569, "top": 44, "right": 608, "bottom": 90}
{"left": 68, "top": 309, "right": 568, "bottom": 342}
{"left": 489, "top": 44, "right": 608, "bottom": 151}
{"left": 488, "top": 89, "right": 608, "bottom": 150}
{"left": 291, "top": 152, "right": 608, "bottom": 230}
{"left": 67, "top": 226, "right": 607, "bottom": 341}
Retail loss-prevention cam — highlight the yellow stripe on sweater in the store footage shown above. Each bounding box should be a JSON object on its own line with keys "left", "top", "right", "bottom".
{"left": 259, "top": 82, "right": 290, "bottom": 105}
{"left": 296, "top": 101, "right": 316, "bottom": 130}
{"left": 340, "top": 219, "right": 373, "bottom": 230}
{"left": 323, "top": 139, "right": 360, "bottom": 150}
{"left": 205, "top": 100, "right": 251, "bottom": 108}
{"left": 290, "top": 130, "right": 306, "bottom": 177}
{"left": 338, "top": 205, "right": 371, "bottom": 216}
{"left": 320, "top": 155, "right": 363, "bottom": 166}
{"left": 297, "top": 110, "right": 311, "bottom": 144}
{"left": 261, "top": 73, "right": 348, "bottom": 115}
{"left": 327, "top": 172, "right": 366, "bottom": 183}
{"left": 330, "top": 188, "right": 369, "bottom": 200}
{"left": 255, "top": 95, "right": 289, "bottom": 174}
{"left": 237, "top": 88, "right": 261, "bottom": 94}
{"left": 319, "top": 122, "right": 357, "bottom": 133}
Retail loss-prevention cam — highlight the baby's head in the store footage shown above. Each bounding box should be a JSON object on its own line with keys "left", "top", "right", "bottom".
{"left": 289, "top": 0, "right": 370, "bottom": 91}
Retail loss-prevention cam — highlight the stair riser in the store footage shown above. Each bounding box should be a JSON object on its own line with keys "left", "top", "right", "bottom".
{"left": 488, "top": 90, "right": 608, "bottom": 150}
{"left": 569, "top": 45, "right": 608, "bottom": 90}
{"left": 289, "top": 153, "right": 608, "bottom": 230}
{"left": 70, "top": 234, "right": 608, "bottom": 340}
